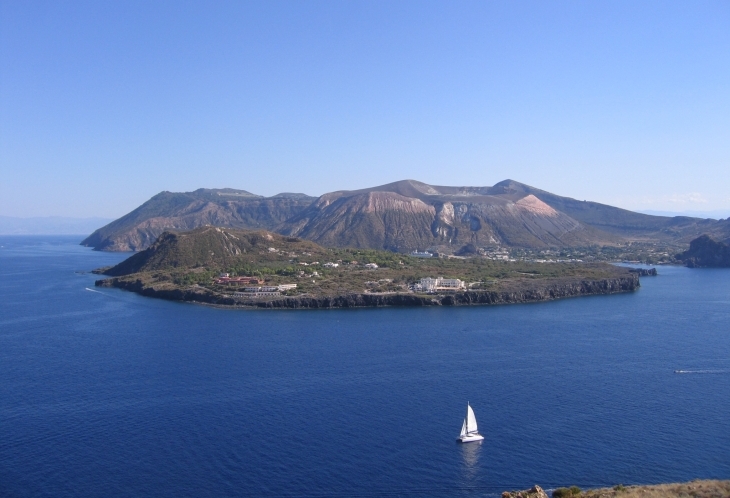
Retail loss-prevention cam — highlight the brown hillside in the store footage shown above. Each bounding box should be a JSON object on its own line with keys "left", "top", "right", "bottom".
{"left": 82, "top": 180, "right": 728, "bottom": 253}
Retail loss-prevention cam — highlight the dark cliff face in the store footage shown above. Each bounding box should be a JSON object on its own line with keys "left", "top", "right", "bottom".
{"left": 628, "top": 267, "right": 658, "bottom": 276}
{"left": 97, "top": 274, "right": 640, "bottom": 309}
{"left": 676, "top": 235, "right": 730, "bottom": 268}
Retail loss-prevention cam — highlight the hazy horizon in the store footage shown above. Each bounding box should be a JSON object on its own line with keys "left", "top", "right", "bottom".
{"left": 0, "top": 215, "right": 113, "bottom": 235}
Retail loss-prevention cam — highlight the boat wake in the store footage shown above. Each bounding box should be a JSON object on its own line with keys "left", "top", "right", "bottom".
{"left": 85, "top": 287, "right": 105, "bottom": 295}
{"left": 674, "top": 369, "right": 730, "bottom": 374}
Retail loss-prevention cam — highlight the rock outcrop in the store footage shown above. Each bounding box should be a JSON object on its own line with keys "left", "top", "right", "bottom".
{"left": 501, "top": 485, "right": 549, "bottom": 498}
{"left": 676, "top": 234, "right": 730, "bottom": 268}
{"left": 627, "top": 267, "right": 658, "bottom": 276}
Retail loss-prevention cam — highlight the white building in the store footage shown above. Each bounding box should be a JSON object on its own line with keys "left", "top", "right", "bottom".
{"left": 323, "top": 262, "right": 339, "bottom": 268}
{"left": 234, "top": 290, "right": 281, "bottom": 298}
{"left": 364, "top": 263, "right": 378, "bottom": 269}
{"left": 417, "top": 277, "right": 466, "bottom": 293}
{"left": 239, "top": 284, "right": 296, "bottom": 294}
{"left": 242, "top": 286, "right": 278, "bottom": 293}
{"left": 410, "top": 251, "right": 433, "bottom": 258}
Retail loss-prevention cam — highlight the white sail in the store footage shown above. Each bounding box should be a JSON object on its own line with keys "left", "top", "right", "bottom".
{"left": 458, "top": 403, "right": 484, "bottom": 443}
{"left": 466, "top": 403, "right": 478, "bottom": 434}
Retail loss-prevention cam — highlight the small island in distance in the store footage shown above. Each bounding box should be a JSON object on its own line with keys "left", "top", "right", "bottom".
{"left": 95, "top": 226, "right": 648, "bottom": 309}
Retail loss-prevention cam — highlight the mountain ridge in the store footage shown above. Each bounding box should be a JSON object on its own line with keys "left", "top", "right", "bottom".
{"left": 82, "top": 180, "right": 730, "bottom": 253}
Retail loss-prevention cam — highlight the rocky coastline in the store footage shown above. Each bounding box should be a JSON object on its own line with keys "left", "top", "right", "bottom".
{"left": 95, "top": 273, "right": 639, "bottom": 309}
{"left": 503, "top": 479, "right": 730, "bottom": 498}
{"left": 627, "top": 267, "right": 657, "bottom": 276}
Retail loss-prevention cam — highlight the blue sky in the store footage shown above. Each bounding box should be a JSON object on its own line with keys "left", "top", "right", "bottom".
{"left": 1, "top": 1, "right": 729, "bottom": 218}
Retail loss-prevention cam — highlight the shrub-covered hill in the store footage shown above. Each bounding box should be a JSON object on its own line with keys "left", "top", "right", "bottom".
{"left": 103, "top": 226, "right": 326, "bottom": 276}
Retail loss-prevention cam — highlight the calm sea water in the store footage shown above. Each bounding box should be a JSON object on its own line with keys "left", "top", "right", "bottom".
{"left": 1, "top": 236, "right": 729, "bottom": 497}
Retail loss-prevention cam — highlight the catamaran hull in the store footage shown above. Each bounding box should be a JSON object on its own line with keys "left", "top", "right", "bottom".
{"left": 457, "top": 434, "right": 484, "bottom": 443}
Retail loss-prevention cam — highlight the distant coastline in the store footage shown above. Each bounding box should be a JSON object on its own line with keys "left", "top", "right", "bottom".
{"left": 0, "top": 216, "right": 113, "bottom": 235}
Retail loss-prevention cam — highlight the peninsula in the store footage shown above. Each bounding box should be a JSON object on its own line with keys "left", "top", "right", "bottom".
{"left": 95, "top": 226, "right": 642, "bottom": 309}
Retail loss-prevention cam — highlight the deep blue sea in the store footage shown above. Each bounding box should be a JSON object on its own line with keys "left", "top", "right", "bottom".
{"left": 1, "top": 236, "right": 729, "bottom": 497}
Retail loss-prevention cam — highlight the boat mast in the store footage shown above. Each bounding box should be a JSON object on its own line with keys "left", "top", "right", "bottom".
{"left": 466, "top": 402, "right": 470, "bottom": 433}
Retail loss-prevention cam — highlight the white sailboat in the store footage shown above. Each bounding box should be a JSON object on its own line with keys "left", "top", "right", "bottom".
{"left": 457, "top": 402, "right": 484, "bottom": 443}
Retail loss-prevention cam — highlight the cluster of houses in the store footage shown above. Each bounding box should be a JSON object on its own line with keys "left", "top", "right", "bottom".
{"left": 412, "top": 277, "right": 466, "bottom": 293}
{"left": 214, "top": 272, "right": 467, "bottom": 297}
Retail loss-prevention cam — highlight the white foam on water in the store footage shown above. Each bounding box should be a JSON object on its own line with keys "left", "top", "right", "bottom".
{"left": 674, "top": 369, "right": 730, "bottom": 374}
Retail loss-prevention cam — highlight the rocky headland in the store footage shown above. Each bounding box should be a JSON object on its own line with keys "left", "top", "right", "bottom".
{"left": 676, "top": 235, "right": 730, "bottom": 268}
